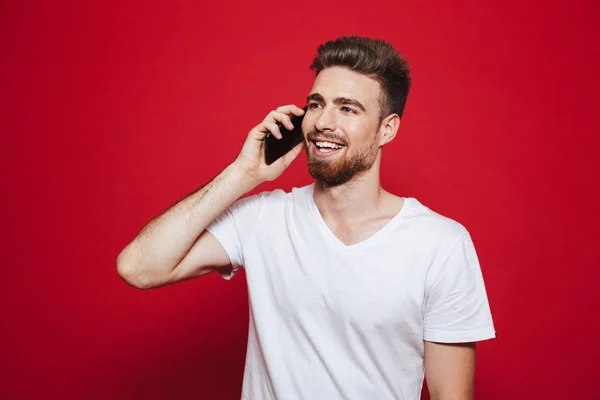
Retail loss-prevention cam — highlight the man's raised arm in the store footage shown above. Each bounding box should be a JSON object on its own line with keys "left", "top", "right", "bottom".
{"left": 116, "top": 105, "right": 306, "bottom": 289}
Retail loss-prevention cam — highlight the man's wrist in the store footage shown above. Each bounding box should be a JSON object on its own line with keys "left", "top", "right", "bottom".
{"left": 225, "top": 162, "right": 262, "bottom": 194}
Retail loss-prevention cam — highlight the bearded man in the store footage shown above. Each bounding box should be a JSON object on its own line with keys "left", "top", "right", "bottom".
{"left": 117, "top": 36, "right": 496, "bottom": 400}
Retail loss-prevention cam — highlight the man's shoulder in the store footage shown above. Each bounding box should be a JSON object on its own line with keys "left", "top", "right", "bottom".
{"left": 403, "top": 197, "right": 469, "bottom": 242}
{"left": 252, "top": 183, "right": 313, "bottom": 203}
{"left": 237, "top": 183, "right": 312, "bottom": 211}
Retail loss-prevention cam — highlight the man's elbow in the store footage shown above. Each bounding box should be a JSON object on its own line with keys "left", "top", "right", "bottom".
{"left": 116, "top": 248, "right": 155, "bottom": 290}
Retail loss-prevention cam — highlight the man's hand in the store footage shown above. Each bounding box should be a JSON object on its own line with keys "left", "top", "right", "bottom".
{"left": 233, "top": 104, "right": 306, "bottom": 184}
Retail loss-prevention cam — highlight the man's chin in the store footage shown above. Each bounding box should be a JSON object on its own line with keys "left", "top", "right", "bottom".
{"left": 305, "top": 146, "right": 376, "bottom": 186}
{"left": 308, "top": 165, "right": 351, "bottom": 187}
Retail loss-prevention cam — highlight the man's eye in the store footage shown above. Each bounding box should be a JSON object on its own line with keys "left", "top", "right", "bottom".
{"left": 342, "top": 106, "right": 355, "bottom": 114}
{"left": 308, "top": 103, "right": 322, "bottom": 109}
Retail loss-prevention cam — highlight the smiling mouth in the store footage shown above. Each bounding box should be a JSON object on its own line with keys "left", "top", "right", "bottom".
{"left": 309, "top": 140, "right": 346, "bottom": 155}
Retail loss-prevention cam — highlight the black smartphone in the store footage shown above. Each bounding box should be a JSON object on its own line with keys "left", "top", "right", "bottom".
{"left": 264, "top": 106, "right": 307, "bottom": 165}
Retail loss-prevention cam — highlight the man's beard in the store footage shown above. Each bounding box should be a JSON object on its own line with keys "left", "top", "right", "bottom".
{"left": 305, "top": 132, "right": 379, "bottom": 187}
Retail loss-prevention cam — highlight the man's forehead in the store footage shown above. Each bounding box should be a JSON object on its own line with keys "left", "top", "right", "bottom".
{"left": 310, "top": 67, "right": 381, "bottom": 107}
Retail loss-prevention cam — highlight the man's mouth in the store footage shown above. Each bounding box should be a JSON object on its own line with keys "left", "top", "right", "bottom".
{"left": 309, "top": 139, "right": 346, "bottom": 156}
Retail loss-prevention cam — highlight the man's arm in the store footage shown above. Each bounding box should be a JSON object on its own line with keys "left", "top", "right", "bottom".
{"left": 116, "top": 165, "right": 256, "bottom": 289}
{"left": 116, "top": 105, "right": 306, "bottom": 289}
{"left": 424, "top": 341, "right": 476, "bottom": 400}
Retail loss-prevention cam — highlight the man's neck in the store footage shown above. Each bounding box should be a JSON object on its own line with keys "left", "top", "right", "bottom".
{"left": 313, "top": 167, "right": 385, "bottom": 224}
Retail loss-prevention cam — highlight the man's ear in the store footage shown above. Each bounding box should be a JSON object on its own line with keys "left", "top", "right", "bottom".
{"left": 378, "top": 113, "right": 401, "bottom": 146}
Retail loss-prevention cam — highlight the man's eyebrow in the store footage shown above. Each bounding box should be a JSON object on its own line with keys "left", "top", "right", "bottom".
{"left": 307, "top": 93, "right": 324, "bottom": 103}
{"left": 333, "top": 97, "right": 366, "bottom": 112}
{"left": 306, "top": 93, "right": 366, "bottom": 113}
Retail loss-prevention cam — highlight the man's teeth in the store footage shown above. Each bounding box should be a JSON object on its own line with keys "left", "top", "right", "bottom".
{"left": 315, "top": 141, "right": 344, "bottom": 149}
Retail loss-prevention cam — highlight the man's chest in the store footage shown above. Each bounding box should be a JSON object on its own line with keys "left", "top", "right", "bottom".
{"left": 244, "top": 232, "right": 432, "bottom": 334}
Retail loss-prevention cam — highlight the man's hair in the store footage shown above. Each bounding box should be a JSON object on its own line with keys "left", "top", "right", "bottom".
{"left": 309, "top": 36, "right": 411, "bottom": 120}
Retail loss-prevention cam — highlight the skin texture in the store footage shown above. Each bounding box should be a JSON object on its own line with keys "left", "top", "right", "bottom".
{"left": 117, "top": 65, "right": 476, "bottom": 399}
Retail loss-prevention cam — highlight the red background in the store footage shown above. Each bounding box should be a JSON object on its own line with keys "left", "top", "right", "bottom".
{"left": 1, "top": 0, "right": 599, "bottom": 399}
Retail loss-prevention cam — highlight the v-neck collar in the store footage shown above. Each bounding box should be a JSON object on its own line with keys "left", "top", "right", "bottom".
{"left": 305, "top": 183, "right": 412, "bottom": 253}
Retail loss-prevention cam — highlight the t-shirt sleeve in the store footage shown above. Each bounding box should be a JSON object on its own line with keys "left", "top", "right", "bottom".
{"left": 423, "top": 232, "right": 496, "bottom": 343}
{"left": 205, "top": 193, "right": 263, "bottom": 280}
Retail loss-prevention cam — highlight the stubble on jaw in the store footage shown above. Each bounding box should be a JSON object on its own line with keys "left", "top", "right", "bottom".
{"left": 305, "top": 132, "right": 379, "bottom": 187}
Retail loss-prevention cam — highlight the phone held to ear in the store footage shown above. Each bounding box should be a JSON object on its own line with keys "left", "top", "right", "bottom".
{"left": 264, "top": 106, "right": 307, "bottom": 165}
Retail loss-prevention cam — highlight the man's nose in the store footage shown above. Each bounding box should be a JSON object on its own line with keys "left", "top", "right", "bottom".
{"left": 315, "top": 107, "right": 337, "bottom": 132}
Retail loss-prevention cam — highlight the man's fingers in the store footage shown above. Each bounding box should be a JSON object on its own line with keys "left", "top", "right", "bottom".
{"left": 263, "top": 121, "right": 282, "bottom": 139}
{"left": 266, "top": 110, "right": 294, "bottom": 131}
{"left": 252, "top": 105, "right": 305, "bottom": 142}
{"left": 276, "top": 104, "right": 305, "bottom": 117}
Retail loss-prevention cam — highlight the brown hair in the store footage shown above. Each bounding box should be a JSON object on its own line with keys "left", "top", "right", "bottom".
{"left": 310, "top": 36, "right": 411, "bottom": 120}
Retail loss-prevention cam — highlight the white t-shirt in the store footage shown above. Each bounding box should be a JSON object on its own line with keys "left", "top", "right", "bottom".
{"left": 206, "top": 183, "right": 495, "bottom": 400}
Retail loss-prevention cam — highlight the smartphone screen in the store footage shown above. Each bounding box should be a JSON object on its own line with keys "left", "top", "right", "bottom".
{"left": 264, "top": 107, "right": 307, "bottom": 165}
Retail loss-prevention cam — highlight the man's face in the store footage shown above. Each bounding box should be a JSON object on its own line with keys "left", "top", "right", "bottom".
{"left": 302, "top": 66, "right": 383, "bottom": 187}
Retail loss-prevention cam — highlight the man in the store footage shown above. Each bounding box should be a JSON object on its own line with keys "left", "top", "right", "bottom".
{"left": 117, "top": 36, "right": 496, "bottom": 400}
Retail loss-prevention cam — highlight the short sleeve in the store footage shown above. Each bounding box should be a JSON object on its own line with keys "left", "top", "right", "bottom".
{"left": 206, "top": 193, "right": 263, "bottom": 280}
{"left": 423, "top": 233, "right": 496, "bottom": 343}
